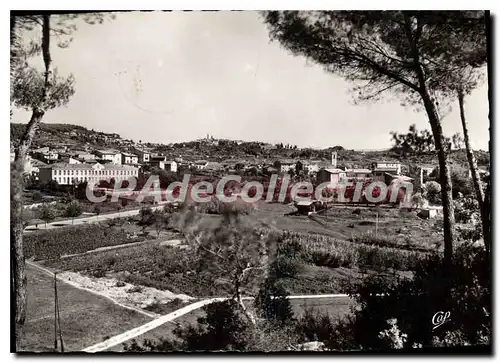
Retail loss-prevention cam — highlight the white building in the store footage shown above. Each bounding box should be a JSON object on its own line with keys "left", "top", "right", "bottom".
{"left": 39, "top": 162, "right": 139, "bottom": 185}
{"left": 121, "top": 152, "right": 139, "bottom": 165}
{"left": 132, "top": 147, "right": 151, "bottom": 164}
{"left": 193, "top": 160, "right": 209, "bottom": 170}
{"left": 94, "top": 150, "right": 122, "bottom": 165}
{"left": 280, "top": 161, "right": 295, "bottom": 173}
{"left": 301, "top": 161, "right": 320, "bottom": 174}
{"left": 316, "top": 168, "right": 347, "bottom": 186}
{"left": 345, "top": 168, "right": 372, "bottom": 180}
{"left": 372, "top": 162, "right": 401, "bottom": 181}
{"left": 164, "top": 160, "right": 178, "bottom": 172}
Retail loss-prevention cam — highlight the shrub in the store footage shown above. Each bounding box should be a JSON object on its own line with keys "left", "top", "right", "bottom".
{"left": 344, "top": 245, "right": 491, "bottom": 349}
{"left": 127, "top": 285, "right": 143, "bottom": 293}
{"left": 64, "top": 201, "right": 82, "bottom": 222}
{"left": 294, "top": 307, "right": 336, "bottom": 344}
{"left": 255, "top": 279, "right": 294, "bottom": 325}
{"left": 451, "top": 171, "right": 472, "bottom": 199}
{"left": 423, "top": 181, "right": 441, "bottom": 205}
{"left": 454, "top": 197, "right": 479, "bottom": 224}
{"left": 139, "top": 206, "right": 154, "bottom": 225}
{"left": 270, "top": 257, "right": 300, "bottom": 279}
{"left": 32, "top": 191, "right": 44, "bottom": 202}
{"left": 92, "top": 269, "right": 105, "bottom": 278}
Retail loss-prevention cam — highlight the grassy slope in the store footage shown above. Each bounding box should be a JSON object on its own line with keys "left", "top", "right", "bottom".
{"left": 17, "top": 264, "right": 152, "bottom": 352}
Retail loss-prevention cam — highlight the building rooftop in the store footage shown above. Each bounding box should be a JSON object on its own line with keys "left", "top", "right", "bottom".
{"left": 296, "top": 201, "right": 314, "bottom": 206}
{"left": 373, "top": 167, "right": 400, "bottom": 172}
{"left": 386, "top": 173, "right": 413, "bottom": 181}
{"left": 346, "top": 168, "right": 372, "bottom": 173}
{"left": 323, "top": 168, "right": 345, "bottom": 174}
{"left": 95, "top": 149, "right": 121, "bottom": 155}
{"left": 42, "top": 162, "right": 138, "bottom": 170}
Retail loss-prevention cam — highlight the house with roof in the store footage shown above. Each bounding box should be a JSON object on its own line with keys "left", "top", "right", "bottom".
{"left": 298, "top": 160, "right": 320, "bottom": 174}
{"left": 316, "top": 168, "right": 347, "bottom": 186}
{"left": 29, "top": 159, "right": 48, "bottom": 180}
{"left": 193, "top": 160, "right": 209, "bottom": 170}
{"left": 164, "top": 160, "right": 177, "bottom": 172}
{"left": 279, "top": 160, "right": 296, "bottom": 173}
{"left": 94, "top": 149, "right": 122, "bottom": 165}
{"left": 295, "top": 200, "right": 327, "bottom": 215}
{"left": 59, "top": 156, "right": 82, "bottom": 165}
{"left": 75, "top": 152, "right": 96, "bottom": 162}
{"left": 205, "top": 161, "right": 223, "bottom": 171}
{"left": 121, "top": 152, "right": 138, "bottom": 165}
{"left": 132, "top": 147, "right": 151, "bottom": 163}
{"left": 345, "top": 168, "right": 372, "bottom": 180}
{"left": 371, "top": 161, "right": 402, "bottom": 182}
{"left": 32, "top": 149, "right": 59, "bottom": 164}
{"left": 149, "top": 160, "right": 165, "bottom": 170}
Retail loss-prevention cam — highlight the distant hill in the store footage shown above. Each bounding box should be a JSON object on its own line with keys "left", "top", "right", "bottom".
{"left": 10, "top": 122, "right": 489, "bottom": 168}
{"left": 10, "top": 123, "right": 130, "bottom": 151}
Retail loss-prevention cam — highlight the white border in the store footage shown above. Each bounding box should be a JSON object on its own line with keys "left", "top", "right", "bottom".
{"left": 3, "top": 2, "right": 498, "bottom": 362}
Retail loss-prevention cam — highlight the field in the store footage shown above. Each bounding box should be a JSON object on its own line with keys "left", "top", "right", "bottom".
{"left": 24, "top": 201, "right": 441, "bottom": 351}
{"left": 40, "top": 203, "right": 436, "bottom": 299}
{"left": 18, "top": 264, "right": 152, "bottom": 352}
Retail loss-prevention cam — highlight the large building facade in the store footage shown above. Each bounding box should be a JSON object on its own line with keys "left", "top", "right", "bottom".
{"left": 39, "top": 162, "right": 139, "bottom": 185}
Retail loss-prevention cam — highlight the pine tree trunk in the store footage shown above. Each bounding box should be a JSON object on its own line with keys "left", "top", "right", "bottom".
{"left": 457, "top": 91, "right": 488, "bottom": 248}
{"left": 404, "top": 14, "right": 456, "bottom": 267}
{"left": 421, "top": 94, "right": 455, "bottom": 266}
{"left": 12, "top": 15, "right": 52, "bottom": 342}
{"left": 13, "top": 111, "right": 44, "bottom": 329}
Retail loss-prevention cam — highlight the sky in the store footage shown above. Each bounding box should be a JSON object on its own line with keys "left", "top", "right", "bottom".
{"left": 12, "top": 11, "right": 490, "bottom": 151}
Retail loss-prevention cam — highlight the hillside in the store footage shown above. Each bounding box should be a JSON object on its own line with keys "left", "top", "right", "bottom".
{"left": 10, "top": 122, "right": 489, "bottom": 168}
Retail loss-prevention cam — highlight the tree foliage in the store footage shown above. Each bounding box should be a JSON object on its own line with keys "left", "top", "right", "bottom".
{"left": 179, "top": 208, "right": 280, "bottom": 324}
{"left": 38, "top": 203, "right": 55, "bottom": 226}
{"left": 64, "top": 200, "right": 82, "bottom": 223}
{"left": 390, "top": 124, "right": 452, "bottom": 154}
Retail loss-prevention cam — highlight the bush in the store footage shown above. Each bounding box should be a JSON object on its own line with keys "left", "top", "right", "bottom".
{"left": 294, "top": 307, "right": 336, "bottom": 344}
{"left": 255, "top": 279, "right": 294, "bottom": 325}
{"left": 127, "top": 285, "right": 143, "bottom": 293}
{"left": 423, "top": 181, "right": 441, "bottom": 205}
{"left": 451, "top": 171, "right": 472, "bottom": 199}
{"left": 64, "top": 201, "right": 82, "bottom": 221}
{"left": 32, "top": 191, "right": 44, "bottom": 202}
{"left": 270, "top": 257, "right": 300, "bottom": 279}
{"left": 92, "top": 269, "right": 105, "bottom": 278}
{"left": 139, "top": 206, "right": 154, "bottom": 225}
{"left": 454, "top": 197, "right": 479, "bottom": 224}
{"left": 344, "top": 245, "right": 491, "bottom": 349}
